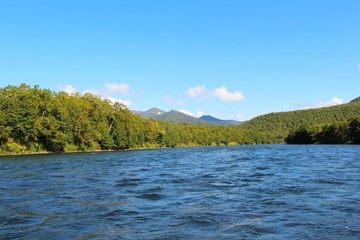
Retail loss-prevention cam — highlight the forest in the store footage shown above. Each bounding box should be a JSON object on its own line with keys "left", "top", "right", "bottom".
{"left": 0, "top": 84, "right": 359, "bottom": 154}
{"left": 240, "top": 98, "right": 360, "bottom": 142}
{"left": 0, "top": 84, "right": 265, "bottom": 154}
{"left": 285, "top": 117, "right": 360, "bottom": 144}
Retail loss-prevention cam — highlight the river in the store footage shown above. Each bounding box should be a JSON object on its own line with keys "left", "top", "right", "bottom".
{"left": 1, "top": 145, "right": 360, "bottom": 239}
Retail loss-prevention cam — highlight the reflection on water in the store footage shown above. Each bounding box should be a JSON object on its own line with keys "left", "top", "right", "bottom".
{"left": 1, "top": 145, "right": 360, "bottom": 239}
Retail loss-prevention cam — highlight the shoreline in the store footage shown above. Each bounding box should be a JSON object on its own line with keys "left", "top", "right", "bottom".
{"left": 0, "top": 146, "right": 181, "bottom": 157}
{"left": 0, "top": 144, "right": 248, "bottom": 157}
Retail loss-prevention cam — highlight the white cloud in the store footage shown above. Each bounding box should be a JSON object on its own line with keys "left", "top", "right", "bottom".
{"left": 62, "top": 84, "right": 77, "bottom": 94}
{"left": 164, "top": 95, "right": 185, "bottom": 106}
{"left": 105, "top": 83, "right": 130, "bottom": 95}
{"left": 196, "top": 110, "right": 205, "bottom": 117}
{"left": 296, "top": 97, "right": 344, "bottom": 109}
{"left": 178, "top": 109, "right": 195, "bottom": 117}
{"left": 294, "top": 102, "right": 312, "bottom": 110}
{"left": 235, "top": 115, "right": 245, "bottom": 121}
{"left": 357, "top": 62, "right": 360, "bottom": 70}
{"left": 186, "top": 85, "right": 207, "bottom": 98}
{"left": 300, "top": 105, "right": 312, "bottom": 110}
{"left": 212, "top": 86, "right": 245, "bottom": 102}
{"left": 106, "top": 97, "right": 132, "bottom": 107}
{"left": 83, "top": 83, "right": 132, "bottom": 107}
{"left": 317, "top": 97, "right": 343, "bottom": 107}
{"left": 186, "top": 85, "right": 245, "bottom": 102}
{"left": 177, "top": 109, "right": 204, "bottom": 117}
{"left": 84, "top": 88, "right": 103, "bottom": 96}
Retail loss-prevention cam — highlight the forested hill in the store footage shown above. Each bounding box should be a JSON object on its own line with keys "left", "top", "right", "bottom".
{"left": 239, "top": 99, "right": 360, "bottom": 141}
{"left": 0, "top": 84, "right": 259, "bottom": 154}
{"left": 1, "top": 84, "right": 359, "bottom": 154}
{"left": 350, "top": 96, "right": 360, "bottom": 103}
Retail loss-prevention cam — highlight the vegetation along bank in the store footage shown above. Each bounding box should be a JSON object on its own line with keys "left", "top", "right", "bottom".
{"left": 1, "top": 84, "right": 359, "bottom": 154}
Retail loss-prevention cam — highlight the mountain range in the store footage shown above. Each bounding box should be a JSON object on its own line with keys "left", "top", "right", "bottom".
{"left": 133, "top": 96, "right": 360, "bottom": 143}
{"left": 132, "top": 108, "right": 243, "bottom": 126}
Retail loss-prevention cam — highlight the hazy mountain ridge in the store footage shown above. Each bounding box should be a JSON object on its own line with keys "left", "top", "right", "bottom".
{"left": 134, "top": 108, "right": 166, "bottom": 118}
{"left": 132, "top": 108, "right": 242, "bottom": 126}
{"left": 199, "top": 115, "right": 243, "bottom": 126}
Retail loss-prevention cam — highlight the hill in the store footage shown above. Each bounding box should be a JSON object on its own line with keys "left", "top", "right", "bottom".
{"left": 285, "top": 116, "right": 360, "bottom": 144}
{"left": 240, "top": 98, "right": 360, "bottom": 142}
{"left": 350, "top": 96, "right": 360, "bottom": 103}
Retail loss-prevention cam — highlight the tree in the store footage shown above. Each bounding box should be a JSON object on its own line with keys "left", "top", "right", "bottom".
{"left": 348, "top": 117, "right": 360, "bottom": 143}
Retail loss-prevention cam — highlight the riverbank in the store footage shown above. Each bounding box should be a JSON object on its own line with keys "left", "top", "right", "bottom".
{"left": 0, "top": 146, "right": 181, "bottom": 157}
{"left": 0, "top": 142, "right": 247, "bottom": 157}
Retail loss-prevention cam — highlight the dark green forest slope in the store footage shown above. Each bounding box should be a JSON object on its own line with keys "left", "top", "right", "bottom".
{"left": 285, "top": 116, "right": 360, "bottom": 144}
{"left": 239, "top": 99, "right": 360, "bottom": 142}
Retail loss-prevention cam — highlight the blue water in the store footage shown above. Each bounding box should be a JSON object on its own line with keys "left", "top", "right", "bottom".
{"left": 1, "top": 145, "right": 360, "bottom": 239}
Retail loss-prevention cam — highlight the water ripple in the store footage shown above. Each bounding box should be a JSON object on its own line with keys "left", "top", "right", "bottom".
{"left": 1, "top": 145, "right": 360, "bottom": 239}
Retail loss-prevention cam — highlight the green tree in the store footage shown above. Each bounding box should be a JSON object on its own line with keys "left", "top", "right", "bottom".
{"left": 348, "top": 117, "right": 360, "bottom": 143}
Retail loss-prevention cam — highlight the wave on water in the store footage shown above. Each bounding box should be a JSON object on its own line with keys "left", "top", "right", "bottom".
{"left": 1, "top": 145, "right": 360, "bottom": 239}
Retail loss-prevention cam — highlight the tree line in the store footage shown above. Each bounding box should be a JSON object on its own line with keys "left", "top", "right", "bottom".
{"left": 240, "top": 98, "right": 360, "bottom": 142}
{"left": 285, "top": 117, "right": 360, "bottom": 144}
{"left": 1, "top": 84, "right": 359, "bottom": 154}
{"left": 0, "top": 84, "right": 270, "bottom": 154}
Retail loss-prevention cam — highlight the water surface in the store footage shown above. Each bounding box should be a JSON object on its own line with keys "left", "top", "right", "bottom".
{"left": 1, "top": 145, "right": 360, "bottom": 239}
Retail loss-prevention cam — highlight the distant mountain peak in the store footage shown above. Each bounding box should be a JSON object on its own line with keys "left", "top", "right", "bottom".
{"left": 133, "top": 107, "right": 166, "bottom": 119}
{"left": 132, "top": 108, "right": 243, "bottom": 126}
{"left": 199, "top": 115, "right": 242, "bottom": 126}
{"left": 199, "top": 115, "right": 221, "bottom": 121}
{"left": 147, "top": 107, "right": 166, "bottom": 114}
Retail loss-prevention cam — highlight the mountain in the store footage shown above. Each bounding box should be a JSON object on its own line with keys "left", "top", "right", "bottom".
{"left": 133, "top": 108, "right": 241, "bottom": 125}
{"left": 154, "top": 110, "right": 209, "bottom": 124}
{"left": 199, "top": 115, "right": 242, "bottom": 126}
{"left": 133, "top": 108, "right": 206, "bottom": 124}
{"left": 133, "top": 96, "right": 360, "bottom": 133}
{"left": 133, "top": 108, "right": 167, "bottom": 119}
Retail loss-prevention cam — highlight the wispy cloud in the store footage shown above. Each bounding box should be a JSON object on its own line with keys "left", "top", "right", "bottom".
{"left": 235, "top": 115, "right": 245, "bottom": 121}
{"left": 295, "top": 97, "right": 344, "bottom": 110}
{"left": 83, "top": 88, "right": 102, "bottom": 96}
{"left": 186, "top": 85, "right": 208, "bottom": 99}
{"left": 295, "top": 102, "right": 312, "bottom": 110}
{"left": 81, "top": 83, "right": 133, "bottom": 107}
{"left": 212, "top": 86, "right": 245, "bottom": 101}
{"left": 186, "top": 85, "right": 245, "bottom": 102}
{"left": 317, "top": 97, "right": 343, "bottom": 107}
{"left": 177, "top": 109, "right": 195, "bottom": 117}
{"left": 105, "top": 83, "right": 130, "bottom": 95}
{"left": 164, "top": 95, "right": 185, "bottom": 106}
{"left": 106, "top": 97, "right": 132, "bottom": 107}
{"left": 62, "top": 84, "right": 77, "bottom": 95}
{"left": 196, "top": 110, "right": 205, "bottom": 117}
{"left": 357, "top": 62, "right": 360, "bottom": 70}
{"left": 58, "top": 82, "right": 136, "bottom": 108}
{"left": 177, "top": 109, "right": 205, "bottom": 117}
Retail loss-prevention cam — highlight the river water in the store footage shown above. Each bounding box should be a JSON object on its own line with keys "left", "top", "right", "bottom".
{"left": 1, "top": 145, "right": 360, "bottom": 239}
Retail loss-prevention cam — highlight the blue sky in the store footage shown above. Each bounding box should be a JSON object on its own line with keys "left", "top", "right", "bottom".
{"left": 1, "top": 0, "right": 360, "bottom": 120}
